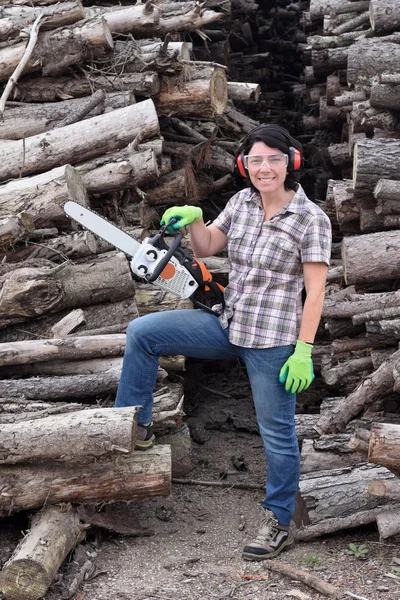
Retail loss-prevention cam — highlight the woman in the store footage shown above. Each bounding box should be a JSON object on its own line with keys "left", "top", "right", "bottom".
{"left": 115, "top": 124, "right": 332, "bottom": 560}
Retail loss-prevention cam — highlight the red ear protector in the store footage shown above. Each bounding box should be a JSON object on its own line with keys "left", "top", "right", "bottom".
{"left": 235, "top": 125, "right": 303, "bottom": 177}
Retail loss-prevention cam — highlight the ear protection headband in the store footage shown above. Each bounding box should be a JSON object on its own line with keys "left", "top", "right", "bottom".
{"left": 236, "top": 125, "right": 302, "bottom": 178}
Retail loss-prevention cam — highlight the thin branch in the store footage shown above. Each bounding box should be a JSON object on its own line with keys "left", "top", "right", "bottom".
{"left": 0, "top": 14, "right": 45, "bottom": 120}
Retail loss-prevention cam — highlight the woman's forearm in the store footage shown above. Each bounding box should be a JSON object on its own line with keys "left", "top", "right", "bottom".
{"left": 298, "top": 289, "right": 326, "bottom": 344}
{"left": 189, "top": 222, "right": 228, "bottom": 257}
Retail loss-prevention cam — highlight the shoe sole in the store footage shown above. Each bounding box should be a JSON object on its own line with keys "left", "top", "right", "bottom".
{"left": 135, "top": 436, "right": 155, "bottom": 451}
{"left": 242, "top": 537, "right": 294, "bottom": 561}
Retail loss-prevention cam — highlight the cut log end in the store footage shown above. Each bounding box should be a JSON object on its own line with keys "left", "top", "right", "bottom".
{"left": 0, "top": 559, "right": 49, "bottom": 600}
{"left": 210, "top": 68, "right": 228, "bottom": 115}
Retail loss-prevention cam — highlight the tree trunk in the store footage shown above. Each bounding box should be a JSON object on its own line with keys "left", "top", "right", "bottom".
{"left": 315, "top": 349, "right": 400, "bottom": 434}
{"left": 376, "top": 507, "right": 400, "bottom": 539}
{"left": 0, "top": 212, "right": 35, "bottom": 248}
{"left": 154, "top": 64, "right": 227, "bottom": 118}
{"left": 299, "top": 463, "right": 396, "bottom": 523}
{"left": 348, "top": 41, "right": 400, "bottom": 86}
{"left": 0, "top": 355, "right": 185, "bottom": 378}
{"left": 85, "top": 3, "right": 160, "bottom": 36}
{"left": 341, "top": 230, "right": 400, "bottom": 285}
{"left": 0, "top": 0, "right": 85, "bottom": 41}
{"left": 0, "top": 91, "right": 135, "bottom": 140}
{"left": 0, "top": 407, "right": 139, "bottom": 464}
{"left": 368, "top": 422, "right": 400, "bottom": 476}
{"left": 370, "top": 84, "right": 400, "bottom": 111}
{"left": 369, "top": 0, "right": 400, "bottom": 34}
{"left": 0, "top": 446, "right": 171, "bottom": 516}
{"left": 0, "top": 505, "right": 85, "bottom": 600}
{"left": 374, "top": 178, "right": 400, "bottom": 214}
{"left": 0, "top": 99, "right": 159, "bottom": 180}
{"left": 309, "top": 0, "right": 369, "bottom": 20}
{"left": 14, "top": 72, "right": 159, "bottom": 102}
{"left": 0, "top": 253, "right": 135, "bottom": 328}
{"left": 0, "top": 18, "right": 113, "bottom": 81}
{"left": 0, "top": 149, "right": 159, "bottom": 229}
{"left": 323, "top": 289, "right": 400, "bottom": 320}
{"left": 300, "top": 437, "right": 366, "bottom": 473}
{"left": 94, "top": 39, "right": 191, "bottom": 74}
{"left": 0, "top": 333, "right": 129, "bottom": 367}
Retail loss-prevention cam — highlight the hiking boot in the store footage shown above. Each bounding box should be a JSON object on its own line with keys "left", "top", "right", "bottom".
{"left": 135, "top": 422, "right": 155, "bottom": 450}
{"left": 242, "top": 508, "right": 294, "bottom": 561}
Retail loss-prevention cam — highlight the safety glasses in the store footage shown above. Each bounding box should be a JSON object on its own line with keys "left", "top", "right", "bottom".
{"left": 244, "top": 154, "right": 288, "bottom": 169}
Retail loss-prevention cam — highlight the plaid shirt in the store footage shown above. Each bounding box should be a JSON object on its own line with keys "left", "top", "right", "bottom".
{"left": 213, "top": 184, "right": 332, "bottom": 348}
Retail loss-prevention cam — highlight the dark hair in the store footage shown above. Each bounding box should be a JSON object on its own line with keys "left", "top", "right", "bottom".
{"left": 235, "top": 124, "right": 303, "bottom": 192}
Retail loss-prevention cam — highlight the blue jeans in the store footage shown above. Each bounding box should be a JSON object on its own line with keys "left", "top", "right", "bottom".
{"left": 115, "top": 309, "right": 300, "bottom": 525}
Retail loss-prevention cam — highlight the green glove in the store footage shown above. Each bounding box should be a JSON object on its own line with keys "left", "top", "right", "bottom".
{"left": 279, "top": 340, "right": 314, "bottom": 394}
{"left": 160, "top": 205, "right": 203, "bottom": 233}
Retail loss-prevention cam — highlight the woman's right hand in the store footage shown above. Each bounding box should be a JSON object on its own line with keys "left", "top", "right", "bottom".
{"left": 160, "top": 205, "right": 203, "bottom": 233}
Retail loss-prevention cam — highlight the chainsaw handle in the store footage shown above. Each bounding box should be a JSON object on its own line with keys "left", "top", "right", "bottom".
{"left": 146, "top": 231, "right": 183, "bottom": 283}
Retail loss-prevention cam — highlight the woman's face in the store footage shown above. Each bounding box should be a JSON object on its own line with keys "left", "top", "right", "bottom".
{"left": 245, "top": 141, "right": 289, "bottom": 195}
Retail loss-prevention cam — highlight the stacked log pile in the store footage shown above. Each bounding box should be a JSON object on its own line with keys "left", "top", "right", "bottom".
{"left": 278, "top": 0, "right": 400, "bottom": 541}
{"left": 1, "top": 0, "right": 400, "bottom": 595}
{"left": 0, "top": 1, "right": 266, "bottom": 597}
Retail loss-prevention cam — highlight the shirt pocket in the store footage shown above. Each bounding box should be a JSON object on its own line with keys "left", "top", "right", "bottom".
{"left": 228, "top": 227, "right": 249, "bottom": 265}
{"left": 258, "top": 236, "right": 300, "bottom": 273}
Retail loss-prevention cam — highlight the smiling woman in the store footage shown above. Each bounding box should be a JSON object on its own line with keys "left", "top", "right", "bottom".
{"left": 114, "top": 123, "right": 332, "bottom": 564}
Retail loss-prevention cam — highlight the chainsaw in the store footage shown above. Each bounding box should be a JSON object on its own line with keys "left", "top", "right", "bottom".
{"left": 64, "top": 201, "right": 225, "bottom": 313}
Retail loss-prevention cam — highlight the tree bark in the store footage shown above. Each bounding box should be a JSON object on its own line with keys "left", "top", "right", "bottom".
{"left": 154, "top": 64, "right": 227, "bottom": 118}
{"left": 0, "top": 212, "right": 35, "bottom": 248}
{"left": 0, "top": 91, "right": 135, "bottom": 140}
{"left": 0, "top": 18, "right": 113, "bottom": 81}
{"left": 323, "top": 289, "right": 400, "bottom": 320}
{"left": 0, "top": 407, "right": 139, "bottom": 464}
{"left": 368, "top": 422, "right": 400, "bottom": 476}
{"left": 0, "top": 333, "right": 129, "bottom": 367}
{"left": 0, "top": 446, "right": 171, "bottom": 516}
{"left": 0, "top": 149, "right": 158, "bottom": 230}
{"left": 94, "top": 39, "right": 191, "bottom": 74}
{"left": 309, "top": 0, "right": 369, "bottom": 20}
{"left": 315, "top": 349, "right": 400, "bottom": 434}
{"left": 370, "top": 84, "right": 400, "bottom": 111}
{"left": 348, "top": 41, "right": 400, "bottom": 86}
{"left": 14, "top": 73, "right": 159, "bottom": 102}
{"left": 300, "top": 437, "right": 366, "bottom": 474}
{"left": 374, "top": 178, "right": 400, "bottom": 214}
{"left": 369, "top": 0, "right": 400, "bottom": 34}
{"left": 0, "top": 99, "right": 159, "bottom": 180}
{"left": 85, "top": 3, "right": 160, "bottom": 36}
{"left": 376, "top": 507, "right": 400, "bottom": 539}
{"left": 0, "top": 505, "right": 85, "bottom": 600}
{"left": 341, "top": 230, "right": 400, "bottom": 285}
{"left": 0, "top": 253, "right": 135, "bottom": 328}
{"left": 0, "top": 0, "right": 85, "bottom": 41}
{"left": 299, "top": 463, "right": 396, "bottom": 523}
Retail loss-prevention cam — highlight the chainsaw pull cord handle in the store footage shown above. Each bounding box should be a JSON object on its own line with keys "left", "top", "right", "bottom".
{"left": 145, "top": 219, "right": 183, "bottom": 283}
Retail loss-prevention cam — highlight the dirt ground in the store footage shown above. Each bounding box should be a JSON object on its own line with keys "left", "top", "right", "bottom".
{"left": 1, "top": 360, "right": 399, "bottom": 600}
